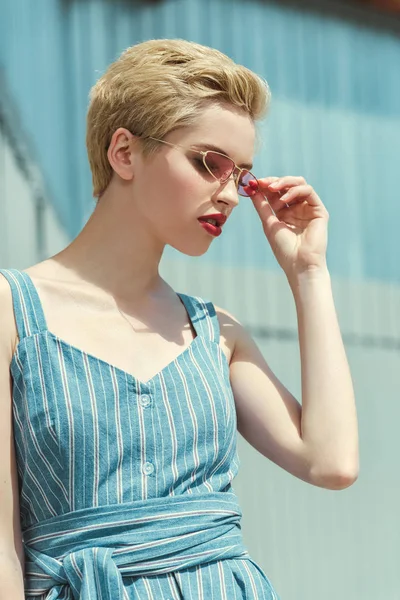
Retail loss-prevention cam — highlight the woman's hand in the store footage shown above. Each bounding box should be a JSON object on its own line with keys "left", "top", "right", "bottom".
{"left": 246, "top": 177, "right": 329, "bottom": 280}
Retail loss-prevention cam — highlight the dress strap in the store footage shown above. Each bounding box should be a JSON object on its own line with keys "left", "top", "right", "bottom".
{"left": 178, "top": 294, "right": 220, "bottom": 343}
{"left": 0, "top": 269, "right": 48, "bottom": 340}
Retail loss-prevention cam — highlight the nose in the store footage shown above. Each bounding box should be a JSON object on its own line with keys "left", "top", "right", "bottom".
{"left": 213, "top": 176, "right": 240, "bottom": 210}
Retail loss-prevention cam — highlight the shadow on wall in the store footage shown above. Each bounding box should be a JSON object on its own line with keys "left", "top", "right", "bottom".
{"left": 269, "top": 0, "right": 400, "bottom": 33}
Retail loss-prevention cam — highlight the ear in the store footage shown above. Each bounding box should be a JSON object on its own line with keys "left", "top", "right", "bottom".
{"left": 107, "top": 128, "right": 138, "bottom": 183}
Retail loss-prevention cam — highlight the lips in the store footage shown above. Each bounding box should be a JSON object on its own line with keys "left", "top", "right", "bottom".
{"left": 198, "top": 213, "right": 227, "bottom": 238}
{"left": 198, "top": 213, "right": 227, "bottom": 226}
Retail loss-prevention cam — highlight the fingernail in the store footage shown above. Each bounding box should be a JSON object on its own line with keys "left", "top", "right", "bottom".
{"left": 269, "top": 182, "right": 280, "bottom": 189}
{"left": 244, "top": 185, "right": 256, "bottom": 196}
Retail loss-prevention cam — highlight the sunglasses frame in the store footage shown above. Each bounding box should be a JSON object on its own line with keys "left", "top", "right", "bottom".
{"left": 145, "top": 136, "right": 258, "bottom": 197}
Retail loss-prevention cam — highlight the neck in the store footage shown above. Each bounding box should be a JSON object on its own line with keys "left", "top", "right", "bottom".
{"left": 50, "top": 189, "right": 166, "bottom": 302}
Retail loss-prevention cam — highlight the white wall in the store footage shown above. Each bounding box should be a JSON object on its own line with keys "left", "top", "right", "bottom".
{"left": 0, "top": 129, "right": 70, "bottom": 269}
{"left": 160, "top": 257, "right": 400, "bottom": 600}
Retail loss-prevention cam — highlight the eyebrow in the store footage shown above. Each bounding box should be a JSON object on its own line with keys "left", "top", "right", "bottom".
{"left": 191, "top": 143, "right": 253, "bottom": 171}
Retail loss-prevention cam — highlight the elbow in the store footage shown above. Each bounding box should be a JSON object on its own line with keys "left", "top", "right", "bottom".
{"left": 310, "top": 463, "right": 359, "bottom": 490}
{"left": 322, "top": 470, "right": 358, "bottom": 490}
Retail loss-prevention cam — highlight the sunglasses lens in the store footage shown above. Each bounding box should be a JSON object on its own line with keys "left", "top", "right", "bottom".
{"left": 203, "top": 152, "right": 258, "bottom": 197}
{"left": 204, "top": 152, "right": 235, "bottom": 182}
{"left": 238, "top": 171, "right": 258, "bottom": 197}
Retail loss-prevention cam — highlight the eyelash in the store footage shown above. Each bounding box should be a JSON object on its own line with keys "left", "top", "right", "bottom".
{"left": 192, "top": 158, "right": 208, "bottom": 172}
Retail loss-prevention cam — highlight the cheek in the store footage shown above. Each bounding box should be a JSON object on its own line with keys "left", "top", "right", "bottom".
{"left": 168, "top": 160, "right": 205, "bottom": 196}
{"left": 136, "top": 156, "right": 217, "bottom": 236}
{"left": 148, "top": 162, "right": 206, "bottom": 212}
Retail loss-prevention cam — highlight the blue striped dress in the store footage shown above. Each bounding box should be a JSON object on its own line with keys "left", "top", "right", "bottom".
{"left": 1, "top": 268, "right": 280, "bottom": 600}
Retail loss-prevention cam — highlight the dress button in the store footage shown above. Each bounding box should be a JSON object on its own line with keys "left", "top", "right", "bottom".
{"left": 142, "top": 462, "right": 154, "bottom": 475}
{"left": 140, "top": 395, "right": 152, "bottom": 408}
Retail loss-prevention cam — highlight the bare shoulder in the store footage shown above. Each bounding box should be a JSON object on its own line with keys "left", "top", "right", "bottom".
{"left": 214, "top": 304, "right": 242, "bottom": 331}
{"left": 213, "top": 305, "right": 245, "bottom": 365}
{"left": 23, "top": 258, "right": 59, "bottom": 281}
{"left": 214, "top": 303, "right": 265, "bottom": 368}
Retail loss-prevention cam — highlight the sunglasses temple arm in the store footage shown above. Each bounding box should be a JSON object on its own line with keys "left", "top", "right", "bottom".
{"left": 259, "top": 192, "right": 278, "bottom": 218}
{"left": 259, "top": 192, "right": 290, "bottom": 216}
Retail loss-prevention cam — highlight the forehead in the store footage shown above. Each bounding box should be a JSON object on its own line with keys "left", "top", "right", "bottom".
{"left": 172, "top": 104, "right": 256, "bottom": 164}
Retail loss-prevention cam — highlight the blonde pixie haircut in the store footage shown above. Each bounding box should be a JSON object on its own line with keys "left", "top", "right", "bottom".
{"left": 86, "top": 39, "right": 271, "bottom": 198}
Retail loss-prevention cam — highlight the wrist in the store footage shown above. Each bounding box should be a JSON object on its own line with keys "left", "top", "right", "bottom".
{"left": 287, "top": 265, "right": 331, "bottom": 299}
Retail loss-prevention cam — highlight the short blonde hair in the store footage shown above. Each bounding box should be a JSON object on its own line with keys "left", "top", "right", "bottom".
{"left": 86, "top": 39, "right": 271, "bottom": 197}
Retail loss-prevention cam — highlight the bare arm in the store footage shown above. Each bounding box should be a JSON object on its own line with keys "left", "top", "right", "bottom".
{"left": 220, "top": 175, "right": 359, "bottom": 490}
{"left": 217, "top": 269, "right": 359, "bottom": 490}
{"left": 288, "top": 268, "right": 359, "bottom": 487}
{"left": 0, "top": 277, "right": 25, "bottom": 598}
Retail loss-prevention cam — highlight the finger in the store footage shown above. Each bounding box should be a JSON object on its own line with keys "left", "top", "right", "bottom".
{"left": 244, "top": 185, "right": 279, "bottom": 214}
{"left": 279, "top": 184, "right": 313, "bottom": 203}
{"left": 258, "top": 176, "right": 306, "bottom": 191}
{"left": 279, "top": 184, "right": 322, "bottom": 207}
{"left": 246, "top": 179, "right": 285, "bottom": 206}
{"left": 250, "top": 176, "right": 280, "bottom": 186}
{"left": 249, "top": 188, "right": 280, "bottom": 224}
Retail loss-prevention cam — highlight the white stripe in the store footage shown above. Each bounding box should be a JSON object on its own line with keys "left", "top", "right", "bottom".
{"left": 217, "top": 561, "right": 228, "bottom": 600}
{"left": 6, "top": 270, "right": 32, "bottom": 336}
{"left": 44, "top": 333, "right": 63, "bottom": 450}
{"left": 179, "top": 351, "right": 213, "bottom": 493}
{"left": 19, "top": 271, "right": 46, "bottom": 333}
{"left": 14, "top": 354, "right": 63, "bottom": 514}
{"left": 12, "top": 395, "right": 46, "bottom": 521}
{"left": 57, "top": 341, "right": 75, "bottom": 510}
{"left": 124, "top": 375, "right": 136, "bottom": 502}
{"left": 243, "top": 560, "right": 260, "bottom": 599}
{"left": 175, "top": 360, "right": 201, "bottom": 486}
{"left": 167, "top": 573, "right": 181, "bottom": 600}
{"left": 83, "top": 354, "right": 99, "bottom": 507}
{"left": 138, "top": 387, "right": 148, "bottom": 501}
{"left": 110, "top": 367, "right": 124, "bottom": 503}
{"left": 70, "top": 348, "right": 87, "bottom": 509}
{"left": 189, "top": 343, "right": 219, "bottom": 463}
{"left": 196, "top": 296, "right": 215, "bottom": 341}
{"left": 33, "top": 336, "right": 58, "bottom": 445}
{"left": 23, "top": 348, "right": 65, "bottom": 472}
{"left": 143, "top": 576, "right": 154, "bottom": 599}
{"left": 166, "top": 366, "right": 191, "bottom": 495}
{"left": 159, "top": 373, "right": 179, "bottom": 495}
{"left": 196, "top": 564, "right": 204, "bottom": 600}
{"left": 93, "top": 548, "right": 104, "bottom": 600}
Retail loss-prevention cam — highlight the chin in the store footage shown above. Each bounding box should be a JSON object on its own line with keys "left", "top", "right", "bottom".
{"left": 169, "top": 238, "right": 213, "bottom": 257}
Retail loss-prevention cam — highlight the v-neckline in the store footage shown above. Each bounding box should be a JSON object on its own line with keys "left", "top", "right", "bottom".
{"left": 20, "top": 270, "right": 201, "bottom": 389}
{"left": 45, "top": 329, "right": 201, "bottom": 388}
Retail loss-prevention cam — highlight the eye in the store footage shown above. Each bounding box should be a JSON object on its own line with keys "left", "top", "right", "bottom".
{"left": 192, "top": 157, "right": 208, "bottom": 172}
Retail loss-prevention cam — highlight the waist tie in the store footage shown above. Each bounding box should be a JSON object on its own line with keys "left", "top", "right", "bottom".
{"left": 23, "top": 492, "right": 249, "bottom": 600}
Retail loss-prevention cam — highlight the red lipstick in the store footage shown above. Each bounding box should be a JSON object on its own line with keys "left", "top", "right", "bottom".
{"left": 198, "top": 213, "right": 227, "bottom": 237}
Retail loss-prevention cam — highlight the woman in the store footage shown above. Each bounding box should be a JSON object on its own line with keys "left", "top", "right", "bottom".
{"left": 0, "top": 39, "right": 359, "bottom": 599}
